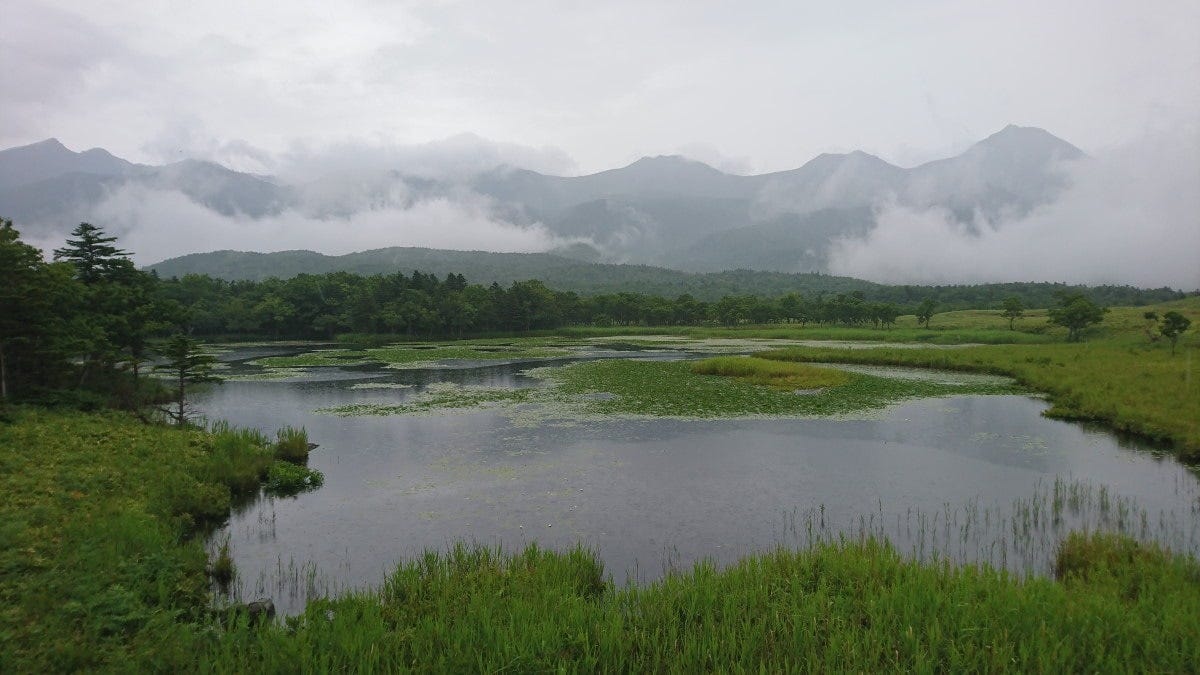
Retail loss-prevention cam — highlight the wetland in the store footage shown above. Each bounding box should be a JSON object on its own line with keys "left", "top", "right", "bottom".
{"left": 196, "top": 339, "right": 1200, "bottom": 614}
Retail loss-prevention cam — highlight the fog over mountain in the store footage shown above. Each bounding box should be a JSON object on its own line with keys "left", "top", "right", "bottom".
{"left": 0, "top": 124, "right": 1196, "bottom": 289}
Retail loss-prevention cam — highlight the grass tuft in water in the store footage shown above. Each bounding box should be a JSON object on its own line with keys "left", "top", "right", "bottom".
{"left": 273, "top": 426, "right": 310, "bottom": 463}
{"left": 263, "top": 461, "right": 325, "bottom": 496}
{"left": 211, "top": 537, "right": 235, "bottom": 587}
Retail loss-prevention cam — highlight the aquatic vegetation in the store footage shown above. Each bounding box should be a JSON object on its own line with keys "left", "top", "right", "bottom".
{"left": 536, "top": 359, "right": 1019, "bottom": 419}
{"left": 204, "top": 421, "right": 275, "bottom": 496}
{"left": 211, "top": 537, "right": 235, "bottom": 586}
{"left": 263, "top": 461, "right": 324, "bottom": 496}
{"left": 223, "top": 368, "right": 317, "bottom": 382}
{"left": 253, "top": 339, "right": 574, "bottom": 370}
{"left": 347, "top": 382, "right": 414, "bottom": 390}
{"left": 690, "top": 356, "right": 851, "bottom": 390}
{"left": 319, "top": 382, "right": 540, "bottom": 416}
{"left": 317, "top": 358, "right": 1018, "bottom": 419}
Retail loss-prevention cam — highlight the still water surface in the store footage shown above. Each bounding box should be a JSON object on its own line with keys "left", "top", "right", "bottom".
{"left": 197, "top": 345, "right": 1200, "bottom": 613}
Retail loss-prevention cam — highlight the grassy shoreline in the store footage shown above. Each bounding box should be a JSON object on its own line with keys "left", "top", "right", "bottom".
{"left": 3, "top": 407, "right": 1198, "bottom": 671}
{"left": 748, "top": 298, "right": 1200, "bottom": 458}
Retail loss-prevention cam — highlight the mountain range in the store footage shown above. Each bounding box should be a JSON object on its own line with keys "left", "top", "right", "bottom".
{"left": 0, "top": 126, "right": 1084, "bottom": 273}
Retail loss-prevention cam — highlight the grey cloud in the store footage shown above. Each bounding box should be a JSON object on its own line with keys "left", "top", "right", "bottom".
{"left": 276, "top": 133, "right": 577, "bottom": 182}
{"left": 68, "top": 182, "right": 569, "bottom": 265}
{"left": 828, "top": 131, "right": 1200, "bottom": 290}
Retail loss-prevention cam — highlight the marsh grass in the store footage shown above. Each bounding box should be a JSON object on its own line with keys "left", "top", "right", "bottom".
{"left": 760, "top": 340, "right": 1200, "bottom": 457}
{"left": 538, "top": 359, "right": 1019, "bottom": 419}
{"left": 0, "top": 409, "right": 298, "bottom": 671}
{"left": 197, "top": 534, "right": 1199, "bottom": 673}
{"left": 263, "top": 461, "right": 324, "bottom": 496}
{"left": 273, "top": 426, "right": 310, "bottom": 463}
{"left": 206, "top": 421, "right": 274, "bottom": 496}
{"left": 691, "top": 355, "right": 851, "bottom": 390}
{"left": 212, "top": 537, "right": 235, "bottom": 587}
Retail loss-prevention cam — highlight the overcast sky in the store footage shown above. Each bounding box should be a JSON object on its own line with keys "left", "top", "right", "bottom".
{"left": 3, "top": 0, "right": 1198, "bottom": 175}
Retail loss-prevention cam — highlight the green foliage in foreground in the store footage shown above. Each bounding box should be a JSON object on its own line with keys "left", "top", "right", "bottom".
{"left": 3, "top": 409, "right": 1198, "bottom": 671}
{"left": 204, "top": 538, "right": 1199, "bottom": 672}
{"left": 0, "top": 409, "right": 275, "bottom": 671}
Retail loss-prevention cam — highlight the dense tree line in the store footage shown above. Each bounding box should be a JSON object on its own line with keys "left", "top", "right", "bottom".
{"left": 1, "top": 221, "right": 180, "bottom": 405}
{"left": 159, "top": 272, "right": 924, "bottom": 339}
{"left": 1, "top": 221, "right": 1190, "bottom": 404}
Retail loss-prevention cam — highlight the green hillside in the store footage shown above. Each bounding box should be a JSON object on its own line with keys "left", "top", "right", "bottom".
{"left": 147, "top": 247, "right": 1186, "bottom": 307}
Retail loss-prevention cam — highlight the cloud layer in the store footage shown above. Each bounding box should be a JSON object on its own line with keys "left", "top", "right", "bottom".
{"left": 828, "top": 132, "right": 1200, "bottom": 289}
{"left": 70, "top": 184, "right": 563, "bottom": 265}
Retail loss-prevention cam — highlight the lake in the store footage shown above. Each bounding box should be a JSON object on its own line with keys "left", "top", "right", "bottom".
{"left": 197, "top": 344, "right": 1200, "bottom": 614}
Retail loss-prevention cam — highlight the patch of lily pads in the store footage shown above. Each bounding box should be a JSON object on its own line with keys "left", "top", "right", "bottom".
{"left": 252, "top": 339, "right": 576, "bottom": 370}
{"left": 318, "top": 382, "right": 541, "bottom": 416}
{"left": 317, "top": 357, "right": 1022, "bottom": 420}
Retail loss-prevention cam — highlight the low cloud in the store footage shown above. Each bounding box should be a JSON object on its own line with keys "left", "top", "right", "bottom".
{"left": 276, "top": 133, "right": 578, "bottom": 182}
{"left": 828, "top": 131, "right": 1200, "bottom": 290}
{"left": 74, "top": 184, "right": 566, "bottom": 265}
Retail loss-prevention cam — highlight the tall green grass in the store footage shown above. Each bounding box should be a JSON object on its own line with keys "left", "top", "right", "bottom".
{"left": 273, "top": 426, "right": 310, "bottom": 463}
{"left": 760, "top": 339, "right": 1199, "bottom": 458}
{"left": 0, "top": 409, "right": 305, "bottom": 671}
{"left": 196, "top": 536, "right": 1199, "bottom": 672}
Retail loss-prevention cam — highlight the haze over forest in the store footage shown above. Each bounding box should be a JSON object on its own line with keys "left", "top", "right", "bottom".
{"left": 2, "top": 1, "right": 1197, "bottom": 290}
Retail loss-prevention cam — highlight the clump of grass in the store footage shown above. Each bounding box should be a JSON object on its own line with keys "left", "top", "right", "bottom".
{"left": 263, "top": 461, "right": 324, "bottom": 496}
{"left": 691, "top": 356, "right": 850, "bottom": 390}
{"left": 211, "top": 537, "right": 235, "bottom": 587}
{"left": 206, "top": 421, "right": 274, "bottom": 495}
{"left": 1055, "top": 531, "right": 1174, "bottom": 582}
{"left": 274, "top": 426, "right": 310, "bottom": 463}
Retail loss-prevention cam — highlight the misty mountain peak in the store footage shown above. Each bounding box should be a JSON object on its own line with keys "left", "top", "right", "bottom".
{"left": 0, "top": 137, "right": 136, "bottom": 191}
{"left": 974, "top": 124, "right": 1084, "bottom": 159}
{"left": 31, "top": 137, "right": 68, "bottom": 150}
{"left": 624, "top": 154, "right": 722, "bottom": 173}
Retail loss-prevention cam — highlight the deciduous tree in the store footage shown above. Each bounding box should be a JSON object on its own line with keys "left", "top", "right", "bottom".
{"left": 1001, "top": 296, "right": 1025, "bottom": 330}
{"left": 1047, "top": 293, "right": 1107, "bottom": 342}
{"left": 1159, "top": 311, "right": 1191, "bottom": 355}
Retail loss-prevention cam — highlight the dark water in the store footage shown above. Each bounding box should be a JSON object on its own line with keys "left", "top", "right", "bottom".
{"left": 198, "top": 346, "right": 1200, "bottom": 613}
